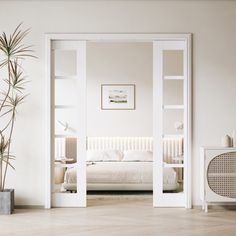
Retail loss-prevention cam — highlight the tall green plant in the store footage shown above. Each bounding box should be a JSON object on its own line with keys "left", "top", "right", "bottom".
{"left": 0, "top": 24, "right": 35, "bottom": 191}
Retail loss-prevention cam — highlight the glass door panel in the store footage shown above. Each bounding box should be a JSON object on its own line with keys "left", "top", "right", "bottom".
{"left": 163, "top": 109, "right": 184, "bottom": 135}
{"left": 53, "top": 138, "right": 77, "bottom": 194}
{"left": 163, "top": 137, "right": 184, "bottom": 165}
{"left": 163, "top": 80, "right": 183, "bottom": 105}
{"left": 55, "top": 108, "right": 77, "bottom": 136}
{"left": 55, "top": 79, "right": 77, "bottom": 106}
{"left": 163, "top": 50, "right": 184, "bottom": 76}
{"left": 162, "top": 167, "right": 184, "bottom": 193}
{"left": 54, "top": 50, "right": 77, "bottom": 77}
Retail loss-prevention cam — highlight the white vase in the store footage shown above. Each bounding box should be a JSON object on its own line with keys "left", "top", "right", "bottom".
{"left": 221, "top": 135, "right": 232, "bottom": 147}
{"left": 232, "top": 130, "right": 236, "bottom": 147}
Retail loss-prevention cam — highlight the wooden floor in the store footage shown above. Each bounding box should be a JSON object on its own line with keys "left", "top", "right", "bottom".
{"left": 1, "top": 197, "right": 236, "bottom": 236}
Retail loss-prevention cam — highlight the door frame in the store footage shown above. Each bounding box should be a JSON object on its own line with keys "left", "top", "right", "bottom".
{"left": 45, "top": 33, "right": 192, "bottom": 209}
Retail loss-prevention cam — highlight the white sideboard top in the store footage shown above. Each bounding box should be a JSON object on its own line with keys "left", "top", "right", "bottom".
{"left": 200, "top": 146, "right": 236, "bottom": 150}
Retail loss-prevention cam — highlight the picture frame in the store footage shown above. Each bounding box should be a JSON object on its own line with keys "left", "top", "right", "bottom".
{"left": 101, "top": 84, "right": 136, "bottom": 110}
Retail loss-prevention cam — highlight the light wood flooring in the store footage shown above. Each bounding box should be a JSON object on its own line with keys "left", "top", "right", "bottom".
{"left": 1, "top": 197, "right": 236, "bottom": 236}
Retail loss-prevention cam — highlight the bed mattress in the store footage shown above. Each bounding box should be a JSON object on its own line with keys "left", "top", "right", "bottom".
{"left": 63, "top": 162, "right": 179, "bottom": 191}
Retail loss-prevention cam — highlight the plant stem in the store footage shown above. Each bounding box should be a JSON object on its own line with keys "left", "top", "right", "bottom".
{"left": 0, "top": 58, "right": 11, "bottom": 114}
{"left": 0, "top": 85, "right": 10, "bottom": 113}
{"left": 0, "top": 154, "right": 2, "bottom": 191}
{"left": 0, "top": 58, "right": 11, "bottom": 192}
{"left": 2, "top": 111, "right": 15, "bottom": 190}
{"left": 1, "top": 118, "right": 13, "bottom": 133}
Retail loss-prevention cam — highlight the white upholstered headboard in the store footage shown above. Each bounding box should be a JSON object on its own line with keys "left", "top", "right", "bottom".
{"left": 87, "top": 137, "right": 153, "bottom": 151}
{"left": 55, "top": 136, "right": 183, "bottom": 162}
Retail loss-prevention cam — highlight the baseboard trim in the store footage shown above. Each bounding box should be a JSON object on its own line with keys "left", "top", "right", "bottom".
{"left": 15, "top": 203, "right": 236, "bottom": 210}
{"left": 193, "top": 204, "right": 236, "bottom": 210}
{"left": 15, "top": 205, "right": 44, "bottom": 209}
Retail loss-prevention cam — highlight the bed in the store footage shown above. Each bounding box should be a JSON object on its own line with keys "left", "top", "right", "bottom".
{"left": 58, "top": 137, "right": 183, "bottom": 192}
{"left": 63, "top": 161, "right": 179, "bottom": 191}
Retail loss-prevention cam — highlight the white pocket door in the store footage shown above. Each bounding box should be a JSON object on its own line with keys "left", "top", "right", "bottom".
{"left": 153, "top": 40, "right": 191, "bottom": 208}
{"left": 50, "top": 41, "right": 87, "bottom": 207}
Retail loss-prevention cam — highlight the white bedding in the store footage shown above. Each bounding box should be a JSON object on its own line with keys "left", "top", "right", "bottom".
{"left": 63, "top": 162, "right": 179, "bottom": 191}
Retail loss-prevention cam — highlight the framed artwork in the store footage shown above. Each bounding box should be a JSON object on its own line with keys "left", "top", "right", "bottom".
{"left": 101, "top": 84, "right": 136, "bottom": 110}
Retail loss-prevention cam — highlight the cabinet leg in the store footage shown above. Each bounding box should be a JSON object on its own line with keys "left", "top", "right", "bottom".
{"left": 202, "top": 203, "right": 205, "bottom": 211}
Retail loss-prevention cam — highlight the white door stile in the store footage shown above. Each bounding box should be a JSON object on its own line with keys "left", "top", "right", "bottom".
{"left": 51, "top": 43, "right": 56, "bottom": 207}
{"left": 45, "top": 36, "right": 52, "bottom": 209}
{"left": 153, "top": 41, "right": 164, "bottom": 207}
{"left": 76, "top": 41, "right": 87, "bottom": 207}
{"left": 183, "top": 41, "right": 188, "bottom": 208}
{"left": 186, "top": 35, "right": 192, "bottom": 209}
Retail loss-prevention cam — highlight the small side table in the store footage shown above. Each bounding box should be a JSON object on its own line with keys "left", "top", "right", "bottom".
{"left": 172, "top": 156, "right": 184, "bottom": 162}
{"left": 54, "top": 158, "right": 76, "bottom": 184}
{"left": 172, "top": 155, "right": 184, "bottom": 182}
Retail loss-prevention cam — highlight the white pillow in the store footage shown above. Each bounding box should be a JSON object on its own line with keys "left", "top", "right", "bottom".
{"left": 87, "top": 150, "right": 104, "bottom": 162}
{"left": 87, "top": 150, "right": 123, "bottom": 162}
{"left": 122, "top": 150, "right": 153, "bottom": 162}
{"left": 103, "top": 150, "right": 123, "bottom": 161}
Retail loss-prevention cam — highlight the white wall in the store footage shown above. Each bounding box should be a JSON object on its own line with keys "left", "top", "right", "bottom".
{"left": 87, "top": 42, "right": 153, "bottom": 137}
{"left": 1, "top": 0, "right": 236, "bottom": 206}
{"left": 86, "top": 43, "right": 182, "bottom": 136}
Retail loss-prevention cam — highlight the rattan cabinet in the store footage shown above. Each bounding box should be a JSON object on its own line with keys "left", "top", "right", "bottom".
{"left": 200, "top": 147, "right": 236, "bottom": 212}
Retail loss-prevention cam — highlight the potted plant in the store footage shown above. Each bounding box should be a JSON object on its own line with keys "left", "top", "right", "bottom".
{"left": 0, "top": 25, "right": 35, "bottom": 214}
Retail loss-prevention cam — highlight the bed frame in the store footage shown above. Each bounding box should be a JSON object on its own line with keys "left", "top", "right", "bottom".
{"left": 59, "top": 137, "right": 183, "bottom": 191}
